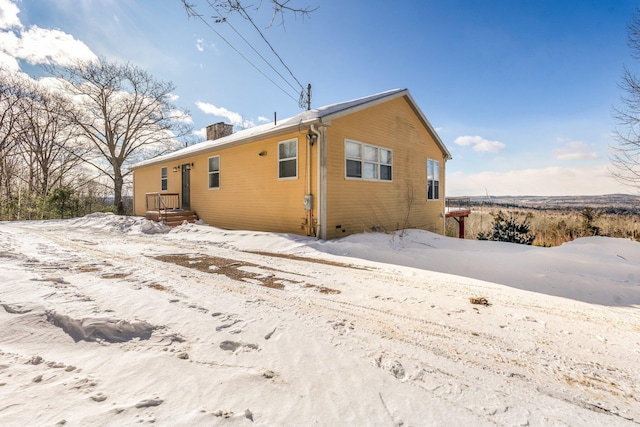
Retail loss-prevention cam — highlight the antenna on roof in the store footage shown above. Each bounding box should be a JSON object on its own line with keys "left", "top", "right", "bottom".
{"left": 299, "top": 83, "right": 311, "bottom": 110}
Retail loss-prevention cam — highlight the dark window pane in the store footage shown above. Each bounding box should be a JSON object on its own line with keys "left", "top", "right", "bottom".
{"left": 380, "top": 165, "right": 392, "bottom": 181}
{"left": 279, "top": 159, "right": 296, "bottom": 178}
{"left": 346, "top": 159, "right": 361, "bottom": 178}
{"left": 209, "top": 173, "right": 220, "bottom": 188}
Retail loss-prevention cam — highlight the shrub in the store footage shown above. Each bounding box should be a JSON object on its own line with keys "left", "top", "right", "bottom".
{"left": 477, "top": 210, "right": 536, "bottom": 245}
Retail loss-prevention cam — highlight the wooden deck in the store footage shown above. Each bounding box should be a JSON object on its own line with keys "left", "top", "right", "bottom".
{"left": 445, "top": 197, "right": 471, "bottom": 238}
{"left": 146, "top": 209, "right": 198, "bottom": 227}
{"left": 144, "top": 192, "right": 198, "bottom": 226}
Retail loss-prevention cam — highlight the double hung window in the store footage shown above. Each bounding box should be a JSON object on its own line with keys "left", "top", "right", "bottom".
{"left": 208, "top": 156, "right": 220, "bottom": 189}
{"left": 161, "top": 167, "right": 168, "bottom": 191}
{"left": 427, "top": 159, "right": 440, "bottom": 200}
{"left": 278, "top": 139, "right": 298, "bottom": 179}
{"left": 345, "top": 140, "right": 392, "bottom": 181}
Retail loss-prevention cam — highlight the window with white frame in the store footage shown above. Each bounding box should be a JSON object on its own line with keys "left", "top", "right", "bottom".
{"left": 208, "top": 155, "right": 220, "bottom": 189}
{"left": 278, "top": 139, "right": 298, "bottom": 179}
{"left": 345, "top": 139, "right": 392, "bottom": 181}
{"left": 427, "top": 159, "right": 440, "bottom": 200}
{"left": 161, "top": 166, "right": 168, "bottom": 191}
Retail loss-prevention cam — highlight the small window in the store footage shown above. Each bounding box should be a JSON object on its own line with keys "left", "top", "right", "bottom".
{"left": 161, "top": 167, "right": 168, "bottom": 191}
{"left": 427, "top": 159, "right": 440, "bottom": 200}
{"left": 345, "top": 139, "right": 392, "bottom": 181}
{"left": 208, "top": 156, "right": 220, "bottom": 189}
{"left": 345, "top": 140, "right": 362, "bottom": 178}
{"left": 380, "top": 149, "right": 392, "bottom": 181}
{"left": 278, "top": 139, "right": 298, "bottom": 179}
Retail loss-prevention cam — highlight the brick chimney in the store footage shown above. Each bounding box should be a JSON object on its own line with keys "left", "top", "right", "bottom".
{"left": 206, "top": 122, "right": 234, "bottom": 140}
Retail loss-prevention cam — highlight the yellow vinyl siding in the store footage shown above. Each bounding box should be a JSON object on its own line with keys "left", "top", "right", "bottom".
{"left": 133, "top": 92, "right": 448, "bottom": 239}
{"left": 134, "top": 131, "right": 314, "bottom": 235}
{"left": 133, "top": 163, "right": 181, "bottom": 215}
{"left": 324, "top": 96, "right": 445, "bottom": 239}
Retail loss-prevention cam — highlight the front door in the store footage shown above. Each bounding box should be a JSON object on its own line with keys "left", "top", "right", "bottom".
{"left": 181, "top": 164, "right": 191, "bottom": 208}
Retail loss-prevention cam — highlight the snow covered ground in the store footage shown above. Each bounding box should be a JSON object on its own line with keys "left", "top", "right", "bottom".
{"left": 0, "top": 213, "right": 638, "bottom": 426}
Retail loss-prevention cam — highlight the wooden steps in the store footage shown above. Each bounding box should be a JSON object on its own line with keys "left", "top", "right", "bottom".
{"left": 146, "top": 209, "right": 198, "bottom": 227}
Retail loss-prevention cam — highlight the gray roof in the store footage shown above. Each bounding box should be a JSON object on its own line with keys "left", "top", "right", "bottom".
{"left": 132, "top": 88, "right": 450, "bottom": 169}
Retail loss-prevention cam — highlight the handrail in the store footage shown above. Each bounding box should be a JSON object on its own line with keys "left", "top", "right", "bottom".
{"left": 145, "top": 192, "right": 180, "bottom": 224}
{"left": 445, "top": 197, "right": 471, "bottom": 213}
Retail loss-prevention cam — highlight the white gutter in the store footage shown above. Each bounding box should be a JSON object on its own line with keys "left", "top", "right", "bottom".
{"left": 309, "top": 123, "right": 325, "bottom": 239}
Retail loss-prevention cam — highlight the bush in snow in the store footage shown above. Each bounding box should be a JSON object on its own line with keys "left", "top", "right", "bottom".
{"left": 477, "top": 210, "right": 536, "bottom": 245}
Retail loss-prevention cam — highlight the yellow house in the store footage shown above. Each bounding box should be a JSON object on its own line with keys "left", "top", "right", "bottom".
{"left": 131, "top": 89, "right": 452, "bottom": 240}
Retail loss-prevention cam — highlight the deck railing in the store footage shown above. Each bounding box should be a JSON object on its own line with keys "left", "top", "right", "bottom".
{"left": 445, "top": 197, "right": 471, "bottom": 216}
{"left": 145, "top": 192, "right": 180, "bottom": 224}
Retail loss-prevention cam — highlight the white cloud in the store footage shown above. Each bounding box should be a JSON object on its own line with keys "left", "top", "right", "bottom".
{"left": 0, "top": 49, "right": 19, "bottom": 71}
{"left": 446, "top": 164, "right": 625, "bottom": 196}
{"left": 553, "top": 140, "right": 599, "bottom": 161}
{"left": 169, "top": 109, "right": 193, "bottom": 124}
{"left": 15, "top": 25, "right": 97, "bottom": 65}
{"left": 195, "top": 38, "right": 204, "bottom": 52}
{"left": 196, "top": 101, "right": 255, "bottom": 128}
{"left": 165, "top": 93, "right": 180, "bottom": 102}
{"left": 257, "top": 116, "right": 270, "bottom": 123}
{"left": 192, "top": 127, "right": 207, "bottom": 139}
{"left": 0, "top": 1, "right": 97, "bottom": 67}
{"left": 0, "top": 0, "right": 21, "bottom": 30}
{"left": 454, "top": 135, "right": 506, "bottom": 153}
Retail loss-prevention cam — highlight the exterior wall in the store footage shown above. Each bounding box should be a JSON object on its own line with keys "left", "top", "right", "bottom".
{"left": 133, "top": 164, "right": 181, "bottom": 214}
{"left": 133, "top": 129, "right": 317, "bottom": 235}
{"left": 323, "top": 96, "right": 446, "bottom": 240}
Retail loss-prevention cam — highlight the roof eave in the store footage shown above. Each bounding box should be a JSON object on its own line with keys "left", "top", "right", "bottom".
{"left": 402, "top": 92, "right": 452, "bottom": 160}
{"left": 131, "top": 117, "right": 321, "bottom": 169}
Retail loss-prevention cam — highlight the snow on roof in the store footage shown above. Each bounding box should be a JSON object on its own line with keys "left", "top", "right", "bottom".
{"left": 131, "top": 88, "right": 448, "bottom": 169}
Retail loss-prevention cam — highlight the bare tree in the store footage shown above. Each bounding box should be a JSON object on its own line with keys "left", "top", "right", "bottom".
{"left": 14, "top": 82, "right": 85, "bottom": 199}
{"left": 181, "top": 0, "right": 317, "bottom": 26}
{"left": 613, "top": 10, "right": 640, "bottom": 191}
{"left": 47, "top": 57, "right": 192, "bottom": 214}
{"left": 0, "top": 71, "right": 27, "bottom": 202}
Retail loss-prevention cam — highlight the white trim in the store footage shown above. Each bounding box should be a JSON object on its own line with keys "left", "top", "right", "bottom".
{"left": 208, "top": 155, "right": 220, "bottom": 190}
{"left": 278, "top": 138, "right": 298, "bottom": 180}
{"left": 160, "top": 166, "right": 168, "bottom": 191}
{"left": 427, "top": 158, "right": 440, "bottom": 200}
{"left": 344, "top": 139, "right": 393, "bottom": 182}
{"left": 318, "top": 126, "right": 327, "bottom": 240}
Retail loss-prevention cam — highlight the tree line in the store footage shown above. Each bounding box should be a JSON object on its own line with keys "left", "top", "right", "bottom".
{"left": 0, "top": 57, "right": 191, "bottom": 221}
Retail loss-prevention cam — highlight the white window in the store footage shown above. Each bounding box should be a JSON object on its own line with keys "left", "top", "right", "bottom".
{"left": 427, "top": 159, "right": 440, "bottom": 200}
{"left": 345, "top": 139, "right": 392, "bottom": 181}
{"left": 208, "top": 156, "right": 220, "bottom": 189}
{"left": 278, "top": 139, "right": 298, "bottom": 179}
{"left": 161, "top": 166, "right": 168, "bottom": 191}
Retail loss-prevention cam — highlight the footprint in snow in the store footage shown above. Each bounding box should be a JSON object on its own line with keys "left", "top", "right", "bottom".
{"left": 219, "top": 340, "right": 259, "bottom": 353}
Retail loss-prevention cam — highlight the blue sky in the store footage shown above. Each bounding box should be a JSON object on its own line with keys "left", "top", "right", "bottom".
{"left": 0, "top": 0, "right": 637, "bottom": 196}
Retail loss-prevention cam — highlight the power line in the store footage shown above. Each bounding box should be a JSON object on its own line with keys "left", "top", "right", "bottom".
{"left": 182, "top": 2, "right": 299, "bottom": 104}
{"left": 235, "top": 5, "right": 305, "bottom": 92}
{"left": 211, "top": 3, "right": 302, "bottom": 96}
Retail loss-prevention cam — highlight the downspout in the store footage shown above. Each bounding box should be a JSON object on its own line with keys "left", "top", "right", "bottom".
{"left": 309, "top": 123, "right": 322, "bottom": 238}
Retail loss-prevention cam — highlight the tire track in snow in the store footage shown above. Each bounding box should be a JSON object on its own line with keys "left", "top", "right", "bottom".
{"left": 19, "top": 223, "right": 640, "bottom": 424}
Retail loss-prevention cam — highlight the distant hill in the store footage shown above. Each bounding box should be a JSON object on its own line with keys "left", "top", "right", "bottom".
{"left": 465, "top": 194, "right": 640, "bottom": 213}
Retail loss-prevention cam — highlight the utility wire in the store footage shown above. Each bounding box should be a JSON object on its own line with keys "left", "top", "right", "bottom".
{"left": 210, "top": 3, "right": 301, "bottom": 95}
{"left": 183, "top": 3, "right": 299, "bottom": 104}
{"left": 235, "top": 6, "right": 305, "bottom": 92}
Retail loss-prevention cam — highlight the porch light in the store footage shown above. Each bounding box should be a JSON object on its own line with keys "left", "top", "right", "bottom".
{"left": 172, "top": 166, "right": 179, "bottom": 172}
{"left": 258, "top": 151, "right": 267, "bottom": 157}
